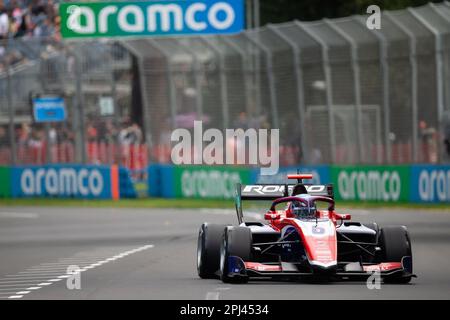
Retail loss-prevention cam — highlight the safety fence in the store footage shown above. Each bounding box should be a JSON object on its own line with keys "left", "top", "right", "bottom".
{"left": 2, "top": 3, "right": 450, "bottom": 170}
{"left": 124, "top": 2, "right": 450, "bottom": 166}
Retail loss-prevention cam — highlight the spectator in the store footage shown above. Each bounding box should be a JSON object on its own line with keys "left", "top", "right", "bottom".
{"left": 444, "top": 121, "right": 450, "bottom": 161}
{"left": 419, "top": 120, "right": 438, "bottom": 163}
{"left": 86, "top": 122, "right": 98, "bottom": 143}
{"left": 0, "top": 2, "right": 8, "bottom": 40}
{"left": 233, "top": 112, "right": 249, "bottom": 130}
{"left": 0, "top": 125, "right": 10, "bottom": 164}
{"left": 128, "top": 122, "right": 143, "bottom": 145}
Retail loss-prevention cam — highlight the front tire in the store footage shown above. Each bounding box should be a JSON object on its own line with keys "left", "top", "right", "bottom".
{"left": 379, "top": 226, "right": 413, "bottom": 284}
{"left": 197, "top": 223, "right": 228, "bottom": 279}
{"left": 220, "top": 227, "right": 252, "bottom": 284}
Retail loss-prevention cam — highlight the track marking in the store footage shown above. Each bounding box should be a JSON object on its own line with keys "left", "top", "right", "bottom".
{"left": 0, "top": 212, "right": 39, "bottom": 219}
{"left": 3, "top": 276, "right": 59, "bottom": 280}
{"left": 5, "top": 244, "right": 154, "bottom": 299}
{"left": 0, "top": 282, "right": 41, "bottom": 286}
{"left": 0, "top": 287, "right": 25, "bottom": 294}
{"left": 205, "top": 291, "right": 220, "bottom": 300}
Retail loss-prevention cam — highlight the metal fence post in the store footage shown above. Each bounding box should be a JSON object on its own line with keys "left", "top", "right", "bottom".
{"left": 120, "top": 41, "right": 154, "bottom": 157}
{"left": 325, "top": 19, "right": 363, "bottom": 164}
{"left": 296, "top": 21, "right": 337, "bottom": 163}
{"left": 6, "top": 58, "right": 16, "bottom": 165}
{"left": 268, "top": 24, "right": 308, "bottom": 161}
{"left": 73, "top": 50, "right": 87, "bottom": 164}
{"left": 354, "top": 17, "right": 392, "bottom": 164}
{"left": 150, "top": 40, "right": 177, "bottom": 130}
{"left": 385, "top": 13, "right": 419, "bottom": 163}
{"left": 202, "top": 38, "right": 230, "bottom": 129}
{"left": 246, "top": 0, "right": 253, "bottom": 29}
{"left": 222, "top": 36, "right": 252, "bottom": 117}
{"left": 177, "top": 40, "right": 203, "bottom": 119}
{"left": 411, "top": 6, "right": 445, "bottom": 163}
{"left": 244, "top": 33, "right": 280, "bottom": 130}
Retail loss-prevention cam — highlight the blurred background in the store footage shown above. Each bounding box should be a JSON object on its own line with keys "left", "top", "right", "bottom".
{"left": 1, "top": 0, "right": 450, "bottom": 180}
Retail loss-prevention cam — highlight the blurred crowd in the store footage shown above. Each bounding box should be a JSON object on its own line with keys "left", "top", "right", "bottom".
{"left": 0, "top": 119, "right": 146, "bottom": 169}
{"left": 0, "top": 0, "right": 60, "bottom": 72}
{"left": 0, "top": 0, "right": 59, "bottom": 40}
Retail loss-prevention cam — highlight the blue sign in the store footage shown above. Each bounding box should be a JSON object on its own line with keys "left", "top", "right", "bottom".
{"left": 11, "top": 165, "right": 113, "bottom": 199}
{"left": 33, "top": 97, "right": 66, "bottom": 122}
{"left": 410, "top": 165, "right": 450, "bottom": 203}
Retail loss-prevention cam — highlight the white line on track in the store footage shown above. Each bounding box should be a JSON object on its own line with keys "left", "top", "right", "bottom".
{"left": 0, "top": 280, "right": 50, "bottom": 284}
{"left": 17, "top": 272, "right": 66, "bottom": 276}
{"left": 28, "top": 266, "right": 76, "bottom": 270}
{"left": 0, "top": 283, "right": 41, "bottom": 286}
{"left": 205, "top": 292, "right": 220, "bottom": 300}
{"left": 4, "top": 244, "right": 154, "bottom": 300}
{"left": 0, "top": 212, "right": 39, "bottom": 219}
{"left": 3, "top": 276, "right": 60, "bottom": 280}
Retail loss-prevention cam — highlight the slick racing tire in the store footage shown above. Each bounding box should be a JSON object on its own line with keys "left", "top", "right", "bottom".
{"left": 197, "top": 223, "right": 228, "bottom": 279}
{"left": 379, "top": 226, "right": 413, "bottom": 284}
{"left": 220, "top": 227, "right": 252, "bottom": 284}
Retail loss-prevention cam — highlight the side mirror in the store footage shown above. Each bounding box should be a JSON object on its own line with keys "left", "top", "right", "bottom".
{"left": 264, "top": 211, "right": 281, "bottom": 221}
{"left": 334, "top": 213, "right": 351, "bottom": 221}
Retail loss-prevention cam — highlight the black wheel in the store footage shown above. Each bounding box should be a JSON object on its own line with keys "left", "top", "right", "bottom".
{"left": 379, "top": 226, "right": 413, "bottom": 284}
{"left": 220, "top": 226, "right": 252, "bottom": 284}
{"left": 197, "top": 223, "right": 228, "bottom": 279}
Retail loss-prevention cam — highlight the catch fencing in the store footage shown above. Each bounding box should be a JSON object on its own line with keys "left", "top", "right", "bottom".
{"left": 1, "top": 3, "right": 450, "bottom": 170}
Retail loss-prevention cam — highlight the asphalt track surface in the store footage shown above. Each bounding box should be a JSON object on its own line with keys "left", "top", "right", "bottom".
{"left": 0, "top": 205, "right": 449, "bottom": 300}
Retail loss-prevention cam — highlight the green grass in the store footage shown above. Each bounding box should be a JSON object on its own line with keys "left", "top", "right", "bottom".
{"left": 0, "top": 197, "right": 448, "bottom": 210}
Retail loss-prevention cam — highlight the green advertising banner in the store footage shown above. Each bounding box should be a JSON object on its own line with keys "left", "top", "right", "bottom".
{"left": 0, "top": 166, "right": 11, "bottom": 198}
{"left": 59, "top": 0, "right": 245, "bottom": 39}
{"left": 331, "top": 165, "right": 410, "bottom": 202}
{"left": 174, "top": 165, "right": 252, "bottom": 199}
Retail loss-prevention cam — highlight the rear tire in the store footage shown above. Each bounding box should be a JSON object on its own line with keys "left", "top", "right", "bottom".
{"left": 220, "top": 227, "right": 252, "bottom": 284}
{"left": 197, "top": 223, "right": 228, "bottom": 279}
{"left": 379, "top": 226, "right": 412, "bottom": 284}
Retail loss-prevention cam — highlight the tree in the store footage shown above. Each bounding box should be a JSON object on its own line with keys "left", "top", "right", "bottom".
{"left": 259, "top": 0, "right": 444, "bottom": 24}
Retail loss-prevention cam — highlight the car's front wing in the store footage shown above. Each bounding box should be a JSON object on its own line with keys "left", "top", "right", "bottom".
{"left": 226, "top": 256, "right": 415, "bottom": 281}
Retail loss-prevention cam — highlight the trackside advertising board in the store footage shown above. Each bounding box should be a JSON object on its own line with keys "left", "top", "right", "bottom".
{"left": 331, "top": 166, "right": 410, "bottom": 202}
{"left": 148, "top": 164, "right": 449, "bottom": 203}
{"left": 410, "top": 165, "right": 450, "bottom": 203}
{"left": 174, "top": 165, "right": 252, "bottom": 199}
{"left": 0, "top": 166, "right": 11, "bottom": 198}
{"left": 59, "top": 0, "right": 244, "bottom": 39}
{"left": 149, "top": 165, "right": 252, "bottom": 199}
{"left": 11, "top": 165, "right": 119, "bottom": 199}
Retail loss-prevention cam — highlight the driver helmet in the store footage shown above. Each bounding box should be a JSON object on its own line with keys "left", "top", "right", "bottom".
{"left": 291, "top": 200, "right": 317, "bottom": 219}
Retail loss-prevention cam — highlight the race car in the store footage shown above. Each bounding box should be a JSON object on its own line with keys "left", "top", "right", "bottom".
{"left": 197, "top": 173, "right": 415, "bottom": 284}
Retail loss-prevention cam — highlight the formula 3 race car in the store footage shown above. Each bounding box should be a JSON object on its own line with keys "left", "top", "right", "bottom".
{"left": 197, "top": 174, "right": 415, "bottom": 284}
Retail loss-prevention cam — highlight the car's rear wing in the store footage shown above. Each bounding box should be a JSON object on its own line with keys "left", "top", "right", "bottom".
{"left": 235, "top": 182, "right": 334, "bottom": 224}
{"left": 240, "top": 184, "right": 333, "bottom": 200}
